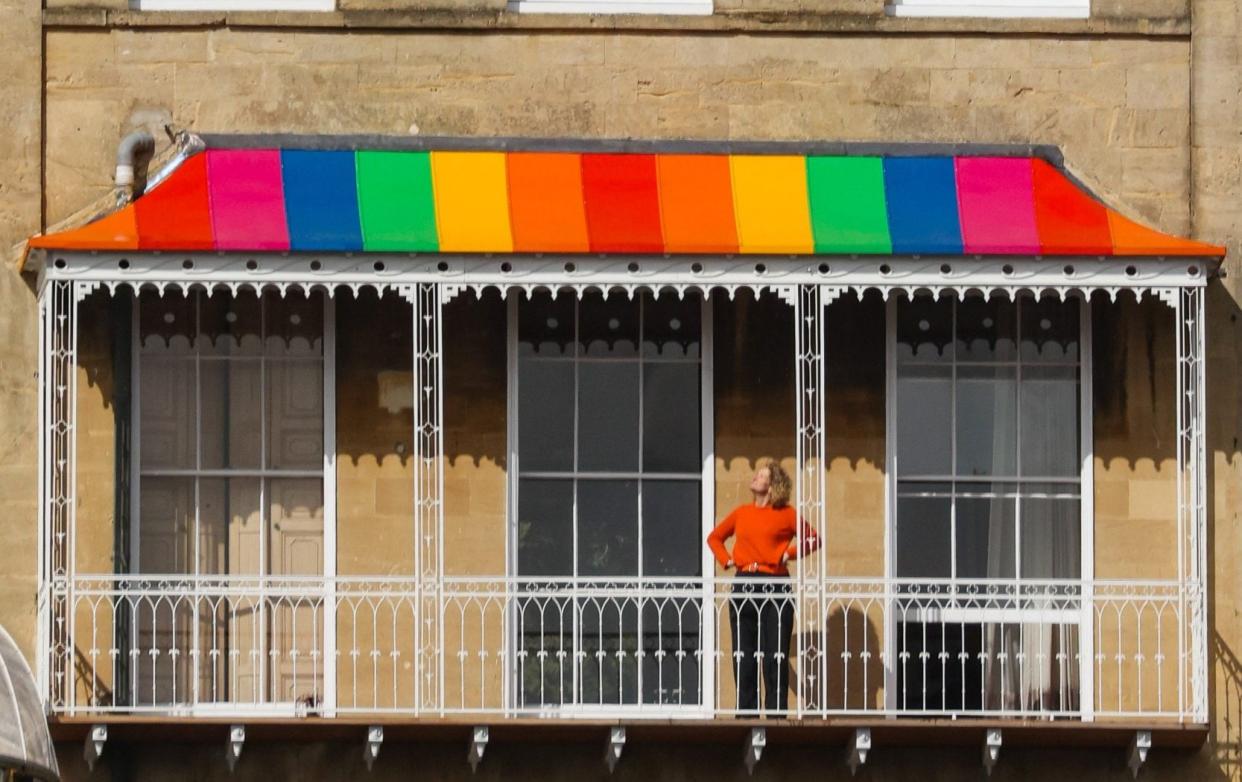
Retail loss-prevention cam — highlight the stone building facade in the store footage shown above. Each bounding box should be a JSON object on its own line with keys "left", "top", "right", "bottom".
{"left": 3, "top": 0, "right": 1242, "bottom": 779}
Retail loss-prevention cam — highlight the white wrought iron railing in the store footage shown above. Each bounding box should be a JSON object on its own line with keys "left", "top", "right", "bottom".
{"left": 46, "top": 575, "right": 1195, "bottom": 721}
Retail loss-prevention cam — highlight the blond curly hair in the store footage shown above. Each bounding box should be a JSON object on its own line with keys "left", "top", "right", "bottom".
{"left": 762, "top": 460, "right": 793, "bottom": 509}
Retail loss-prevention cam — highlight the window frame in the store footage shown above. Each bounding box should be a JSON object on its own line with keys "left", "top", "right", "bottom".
{"left": 134, "top": 0, "right": 334, "bottom": 11}
{"left": 129, "top": 289, "right": 337, "bottom": 714}
{"left": 507, "top": 0, "right": 712, "bottom": 14}
{"left": 886, "top": 0, "right": 1088, "bottom": 18}
{"left": 882, "top": 293, "right": 1095, "bottom": 715}
{"left": 505, "top": 290, "right": 716, "bottom": 714}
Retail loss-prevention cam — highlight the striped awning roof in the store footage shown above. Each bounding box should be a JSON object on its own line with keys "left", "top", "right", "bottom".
{"left": 28, "top": 146, "right": 1225, "bottom": 258}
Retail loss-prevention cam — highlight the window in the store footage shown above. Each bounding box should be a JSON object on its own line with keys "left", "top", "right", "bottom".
{"left": 134, "top": 289, "right": 327, "bottom": 706}
{"left": 509, "top": 0, "right": 711, "bottom": 14}
{"left": 134, "top": 0, "right": 332, "bottom": 11}
{"left": 511, "top": 290, "right": 709, "bottom": 709}
{"left": 890, "top": 294, "right": 1085, "bottom": 713}
{"left": 886, "top": 0, "right": 1087, "bottom": 17}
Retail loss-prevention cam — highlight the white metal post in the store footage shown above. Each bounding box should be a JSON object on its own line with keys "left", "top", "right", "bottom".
{"left": 322, "top": 295, "right": 338, "bottom": 716}
{"left": 1078, "top": 294, "right": 1095, "bottom": 722}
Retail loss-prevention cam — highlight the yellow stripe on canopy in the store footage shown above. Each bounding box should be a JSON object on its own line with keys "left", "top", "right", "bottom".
{"left": 729, "top": 155, "right": 814, "bottom": 254}
{"left": 431, "top": 151, "right": 514, "bottom": 252}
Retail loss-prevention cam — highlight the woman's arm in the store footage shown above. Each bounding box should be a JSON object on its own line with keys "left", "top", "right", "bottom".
{"left": 783, "top": 517, "right": 822, "bottom": 562}
{"left": 706, "top": 510, "right": 738, "bottom": 569}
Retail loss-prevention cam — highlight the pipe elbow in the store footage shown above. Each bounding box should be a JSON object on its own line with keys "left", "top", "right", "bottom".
{"left": 115, "top": 130, "right": 156, "bottom": 190}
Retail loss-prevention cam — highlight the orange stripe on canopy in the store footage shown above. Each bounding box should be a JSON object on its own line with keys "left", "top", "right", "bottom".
{"left": 1107, "top": 209, "right": 1225, "bottom": 257}
{"left": 657, "top": 155, "right": 738, "bottom": 254}
{"left": 1032, "top": 159, "right": 1112, "bottom": 256}
{"left": 507, "top": 152, "right": 589, "bottom": 253}
{"left": 28, "top": 207, "right": 138, "bottom": 251}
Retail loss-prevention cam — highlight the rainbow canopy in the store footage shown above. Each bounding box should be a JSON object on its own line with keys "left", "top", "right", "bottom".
{"left": 28, "top": 147, "right": 1225, "bottom": 258}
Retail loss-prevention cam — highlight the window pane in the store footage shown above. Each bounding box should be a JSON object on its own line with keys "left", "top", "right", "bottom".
{"left": 1020, "top": 496, "right": 1081, "bottom": 579}
{"left": 198, "top": 478, "right": 262, "bottom": 576}
{"left": 1021, "top": 366, "right": 1079, "bottom": 477}
{"left": 895, "top": 494, "right": 951, "bottom": 578}
{"left": 517, "top": 360, "right": 574, "bottom": 472}
{"left": 139, "top": 293, "right": 196, "bottom": 354}
{"left": 200, "top": 360, "right": 262, "bottom": 470}
{"left": 643, "top": 293, "right": 701, "bottom": 359}
{"left": 140, "top": 357, "right": 196, "bottom": 469}
{"left": 642, "top": 363, "right": 701, "bottom": 473}
{"left": 956, "top": 495, "right": 1016, "bottom": 579}
{"left": 896, "top": 365, "right": 952, "bottom": 476}
{"left": 268, "top": 478, "right": 325, "bottom": 577}
{"left": 1020, "top": 297, "right": 1078, "bottom": 364}
{"left": 265, "top": 291, "right": 323, "bottom": 357}
{"left": 267, "top": 360, "right": 324, "bottom": 470}
{"left": 518, "top": 292, "right": 575, "bottom": 358}
{"left": 956, "top": 365, "right": 1017, "bottom": 477}
{"left": 199, "top": 291, "right": 262, "bottom": 356}
{"left": 956, "top": 297, "right": 1016, "bottom": 362}
{"left": 578, "top": 362, "right": 640, "bottom": 472}
{"left": 578, "top": 480, "right": 639, "bottom": 577}
{"left": 641, "top": 480, "right": 701, "bottom": 577}
{"left": 579, "top": 291, "right": 638, "bottom": 358}
{"left": 517, "top": 479, "right": 573, "bottom": 576}
{"left": 897, "top": 296, "right": 952, "bottom": 363}
{"left": 138, "top": 477, "right": 195, "bottom": 574}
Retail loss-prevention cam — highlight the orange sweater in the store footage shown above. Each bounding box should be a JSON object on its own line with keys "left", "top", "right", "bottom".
{"left": 706, "top": 503, "right": 821, "bottom": 576}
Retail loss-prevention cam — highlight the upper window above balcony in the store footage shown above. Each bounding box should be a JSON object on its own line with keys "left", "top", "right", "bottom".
{"left": 887, "top": 0, "right": 1087, "bottom": 17}
{"left": 133, "top": 0, "right": 332, "bottom": 10}
{"left": 509, "top": 0, "right": 712, "bottom": 14}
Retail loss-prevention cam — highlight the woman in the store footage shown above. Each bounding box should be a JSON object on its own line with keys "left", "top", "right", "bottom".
{"left": 706, "top": 461, "right": 820, "bottom": 715}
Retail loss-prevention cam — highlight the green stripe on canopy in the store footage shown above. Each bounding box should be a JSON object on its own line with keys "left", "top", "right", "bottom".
{"left": 356, "top": 151, "right": 439, "bottom": 251}
{"left": 807, "top": 156, "right": 893, "bottom": 254}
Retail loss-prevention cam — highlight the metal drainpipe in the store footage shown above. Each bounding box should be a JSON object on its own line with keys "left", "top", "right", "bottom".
{"left": 114, "top": 130, "right": 156, "bottom": 205}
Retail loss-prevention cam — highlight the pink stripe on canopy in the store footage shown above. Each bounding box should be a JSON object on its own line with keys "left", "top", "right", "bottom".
{"left": 207, "top": 149, "right": 290, "bottom": 251}
{"left": 955, "top": 157, "right": 1040, "bottom": 255}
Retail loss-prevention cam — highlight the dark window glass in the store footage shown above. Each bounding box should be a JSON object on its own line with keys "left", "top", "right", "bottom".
{"left": 643, "top": 293, "right": 701, "bottom": 359}
{"left": 641, "top": 480, "right": 702, "bottom": 577}
{"left": 1020, "top": 366, "right": 1079, "bottom": 477}
{"left": 578, "top": 362, "right": 640, "bottom": 472}
{"left": 1020, "top": 495, "right": 1081, "bottom": 579}
{"left": 896, "top": 365, "right": 952, "bottom": 476}
{"left": 897, "top": 294, "right": 953, "bottom": 363}
{"left": 895, "top": 493, "right": 952, "bottom": 578}
{"left": 643, "top": 363, "right": 701, "bottom": 473}
{"left": 579, "top": 291, "right": 639, "bottom": 358}
{"left": 518, "top": 292, "right": 575, "bottom": 358}
{"left": 516, "top": 479, "right": 574, "bottom": 577}
{"left": 1020, "top": 297, "right": 1079, "bottom": 364}
{"left": 955, "top": 365, "right": 1017, "bottom": 477}
{"left": 956, "top": 297, "right": 1016, "bottom": 362}
{"left": 956, "top": 495, "right": 1016, "bottom": 579}
{"left": 578, "top": 480, "right": 639, "bottom": 577}
{"left": 517, "top": 360, "right": 574, "bottom": 472}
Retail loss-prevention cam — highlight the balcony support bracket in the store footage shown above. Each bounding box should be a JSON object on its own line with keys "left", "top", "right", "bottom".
{"left": 846, "top": 728, "right": 871, "bottom": 776}
{"left": 468, "top": 726, "right": 488, "bottom": 773}
{"left": 744, "top": 727, "right": 766, "bottom": 775}
{"left": 604, "top": 726, "right": 626, "bottom": 773}
{"left": 983, "top": 728, "right": 1002, "bottom": 776}
{"left": 1128, "top": 731, "right": 1152, "bottom": 778}
{"left": 226, "top": 725, "right": 245, "bottom": 773}
{"left": 83, "top": 724, "right": 107, "bottom": 771}
{"left": 364, "top": 726, "right": 383, "bottom": 771}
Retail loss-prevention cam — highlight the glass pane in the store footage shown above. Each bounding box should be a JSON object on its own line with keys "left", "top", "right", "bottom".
{"left": 267, "top": 359, "right": 324, "bottom": 470}
{"left": 641, "top": 598, "right": 702, "bottom": 705}
{"left": 956, "top": 365, "right": 1018, "bottom": 477}
{"left": 139, "top": 357, "right": 196, "bottom": 469}
{"left": 642, "top": 363, "right": 701, "bottom": 473}
{"left": 895, "top": 494, "right": 951, "bottom": 578}
{"left": 1021, "top": 366, "right": 1080, "bottom": 477}
{"left": 265, "top": 291, "right": 324, "bottom": 357}
{"left": 517, "top": 360, "right": 574, "bottom": 472}
{"left": 578, "top": 480, "right": 639, "bottom": 577}
{"left": 198, "top": 478, "right": 262, "bottom": 576}
{"left": 200, "top": 360, "right": 262, "bottom": 470}
{"left": 896, "top": 365, "right": 952, "bottom": 476}
{"left": 1020, "top": 297, "right": 1079, "bottom": 364}
{"left": 578, "top": 362, "right": 640, "bottom": 472}
{"left": 138, "top": 477, "right": 195, "bottom": 574}
{"left": 518, "top": 292, "right": 575, "bottom": 358}
{"left": 643, "top": 293, "right": 701, "bottom": 359}
{"left": 139, "top": 293, "right": 196, "bottom": 354}
{"left": 897, "top": 295, "right": 952, "bottom": 363}
{"left": 956, "top": 495, "right": 1016, "bottom": 579}
{"left": 956, "top": 297, "right": 1016, "bottom": 362}
{"left": 641, "top": 480, "right": 702, "bottom": 577}
{"left": 267, "top": 478, "right": 325, "bottom": 577}
{"left": 579, "top": 291, "right": 638, "bottom": 358}
{"left": 199, "top": 291, "right": 262, "bottom": 356}
{"left": 1020, "top": 496, "right": 1081, "bottom": 579}
{"left": 517, "top": 479, "right": 573, "bottom": 577}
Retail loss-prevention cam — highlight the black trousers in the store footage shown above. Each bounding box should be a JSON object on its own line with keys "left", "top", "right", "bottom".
{"left": 729, "top": 575, "right": 794, "bottom": 714}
